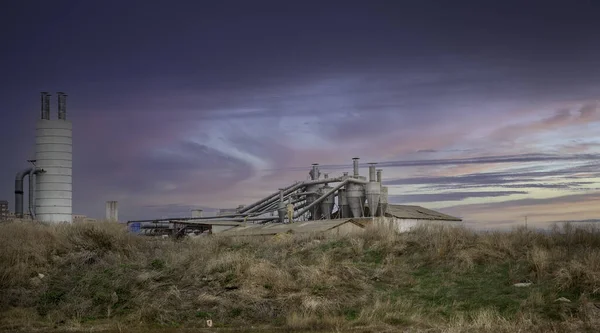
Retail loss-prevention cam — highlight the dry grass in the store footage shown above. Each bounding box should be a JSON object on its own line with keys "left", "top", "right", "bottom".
{"left": 2, "top": 220, "right": 600, "bottom": 332}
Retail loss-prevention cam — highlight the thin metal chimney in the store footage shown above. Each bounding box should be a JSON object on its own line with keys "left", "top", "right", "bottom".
{"left": 57, "top": 92, "right": 67, "bottom": 120}
{"left": 352, "top": 157, "right": 360, "bottom": 177}
{"left": 41, "top": 92, "right": 50, "bottom": 120}
{"left": 377, "top": 169, "right": 382, "bottom": 183}
{"left": 369, "top": 163, "right": 377, "bottom": 182}
{"left": 310, "top": 163, "right": 320, "bottom": 180}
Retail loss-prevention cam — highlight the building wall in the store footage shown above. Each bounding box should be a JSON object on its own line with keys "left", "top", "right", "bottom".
{"left": 373, "top": 217, "right": 463, "bottom": 233}
{"left": 212, "top": 225, "right": 237, "bottom": 233}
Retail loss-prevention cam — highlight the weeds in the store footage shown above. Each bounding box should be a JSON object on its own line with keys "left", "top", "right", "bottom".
{"left": 2, "top": 221, "right": 600, "bottom": 332}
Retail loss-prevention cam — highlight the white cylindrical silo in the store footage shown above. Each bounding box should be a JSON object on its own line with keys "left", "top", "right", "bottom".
{"left": 106, "top": 201, "right": 118, "bottom": 222}
{"left": 35, "top": 118, "right": 72, "bottom": 223}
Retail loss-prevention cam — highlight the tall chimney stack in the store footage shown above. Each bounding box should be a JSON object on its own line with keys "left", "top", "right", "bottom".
{"left": 369, "top": 163, "right": 377, "bottom": 182}
{"left": 41, "top": 92, "right": 50, "bottom": 120}
{"left": 57, "top": 92, "right": 67, "bottom": 120}
{"left": 352, "top": 157, "right": 360, "bottom": 177}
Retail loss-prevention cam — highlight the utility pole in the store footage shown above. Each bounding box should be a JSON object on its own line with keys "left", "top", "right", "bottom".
{"left": 525, "top": 215, "right": 528, "bottom": 229}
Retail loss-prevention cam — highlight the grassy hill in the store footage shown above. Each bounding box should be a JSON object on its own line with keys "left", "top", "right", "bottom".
{"left": 2, "top": 220, "right": 600, "bottom": 332}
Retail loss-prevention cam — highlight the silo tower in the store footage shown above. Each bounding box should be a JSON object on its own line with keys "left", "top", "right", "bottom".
{"left": 35, "top": 92, "right": 73, "bottom": 223}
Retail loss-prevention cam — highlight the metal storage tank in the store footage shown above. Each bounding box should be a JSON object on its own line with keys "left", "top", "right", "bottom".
{"left": 365, "top": 164, "right": 381, "bottom": 217}
{"left": 305, "top": 163, "right": 322, "bottom": 220}
{"left": 379, "top": 186, "right": 389, "bottom": 216}
{"left": 35, "top": 92, "right": 73, "bottom": 223}
{"left": 338, "top": 188, "right": 350, "bottom": 218}
{"left": 346, "top": 182, "right": 364, "bottom": 218}
{"left": 105, "top": 201, "right": 118, "bottom": 221}
{"left": 319, "top": 184, "right": 335, "bottom": 219}
{"left": 305, "top": 183, "right": 322, "bottom": 220}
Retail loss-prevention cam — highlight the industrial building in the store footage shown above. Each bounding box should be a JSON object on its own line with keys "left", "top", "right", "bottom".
{"left": 13, "top": 92, "right": 73, "bottom": 223}
{"left": 128, "top": 158, "right": 462, "bottom": 237}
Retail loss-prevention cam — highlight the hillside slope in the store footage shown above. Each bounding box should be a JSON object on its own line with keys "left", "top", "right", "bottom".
{"left": 2, "top": 221, "right": 600, "bottom": 332}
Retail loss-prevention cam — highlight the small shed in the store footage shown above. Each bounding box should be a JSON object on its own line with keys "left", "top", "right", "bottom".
{"left": 379, "top": 204, "right": 462, "bottom": 232}
{"left": 216, "top": 218, "right": 364, "bottom": 237}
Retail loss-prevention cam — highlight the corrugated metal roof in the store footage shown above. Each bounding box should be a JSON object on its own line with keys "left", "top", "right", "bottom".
{"left": 217, "top": 218, "right": 361, "bottom": 237}
{"left": 386, "top": 204, "right": 462, "bottom": 221}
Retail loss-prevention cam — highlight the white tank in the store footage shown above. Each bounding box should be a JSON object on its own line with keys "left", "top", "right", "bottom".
{"left": 35, "top": 119, "right": 73, "bottom": 223}
{"left": 106, "top": 201, "right": 118, "bottom": 221}
{"left": 346, "top": 182, "right": 365, "bottom": 218}
{"left": 365, "top": 182, "right": 381, "bottom": 217}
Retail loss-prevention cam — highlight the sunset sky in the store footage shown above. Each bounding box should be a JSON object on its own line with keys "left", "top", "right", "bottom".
{"left": 1, "top": 1, "right": 599, "bottom": 228}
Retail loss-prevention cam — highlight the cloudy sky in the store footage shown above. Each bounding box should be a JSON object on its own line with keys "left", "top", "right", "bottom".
{"left": 1, "top": 0, "right": 600, "bottom": 228}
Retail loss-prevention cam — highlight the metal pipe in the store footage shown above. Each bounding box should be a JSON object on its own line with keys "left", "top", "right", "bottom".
{"left": 353, "top": 157, "right": 360, "bottom": 177}
{"left": 347, "top": 177, "right": 369, "bottom": 185}
{"left": 128, "top": 212, "right": 261, "bottom": 224}
{"left": 238, "top": 181, "right": 302, "bottom": 213}
{"left": 369, "top": 163, "right": 377, "bottom": 182}
{"left": 40, "top": 92, "right": 46, "bottom": 119}
{"left": 15, "top": 168, "right": 32, "bottom": 218}
{"left": 261, "top": 195, "right": 305, "bottom": 213}
{"left": 294, "top": 179, "right": 349, "bottom": 218}
{"left": 57, "top": 92, "right": 67, "bottom": 120}
{"left": 245, "top": 177, "right": 344, "bottom": 214}
{"left": 29, "top": 172, "right": 36, "bottom": 219}
{"left": 248, "top": 183, "right": 306, "bottom": 213}
{"left": 43, "top": 92, "right": 51, "bottom": 120}
{"left": 377, "top": 169, "right": 382, "bottom": 183}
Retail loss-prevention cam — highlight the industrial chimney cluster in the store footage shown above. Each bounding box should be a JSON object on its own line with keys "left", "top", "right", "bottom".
{"left": 260, "top": 157, "right": 390, "bottom": 223}
{"left": 14, "top": 92, "right": 73, "bottom": 223}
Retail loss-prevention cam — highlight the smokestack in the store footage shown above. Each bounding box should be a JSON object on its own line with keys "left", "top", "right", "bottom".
{"left": 377, "top": 169, "right": 382, "bottom": 183}
{"left": 352, "top": 157, "right": 360, "bottom": 177}
{"left": 310, "top": 163, "right": 320, "bottom": 180}
{"left": 279, "top": 188, "right": 285, "bottom": 202}
{"left": 41, "top": 92, "right": 50, "bottom": 120}
{"left": 369, "top": 163, "right": 377, "bottom": 182}
{"left": 57, "top": 92, "right": 67, "bottom": 120}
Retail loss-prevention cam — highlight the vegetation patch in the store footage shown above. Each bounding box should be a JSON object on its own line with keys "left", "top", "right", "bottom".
{"left": 2, "top": 221, "right": 600, "bottom": 332}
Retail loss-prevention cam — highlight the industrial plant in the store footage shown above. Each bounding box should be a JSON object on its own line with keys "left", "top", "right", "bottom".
{"left": 128, "top": 158, "right": 462, "bottom": 237}
{"left": 6, "top": 93, "right": 462, "bottom": 235}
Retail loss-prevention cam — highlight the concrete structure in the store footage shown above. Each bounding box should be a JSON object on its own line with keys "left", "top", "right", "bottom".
{"left": 0, "top": 201, "right": 8, "bottom": 221}
{"left": 105, "top": 201, "right": 118, "bottom": 222}
{"left": 374, "top": 204, "right": 463, "bottom": 232}
{"left": 35, "top": 92, "right": 73, "bottom": 223}
{"left": 216, "top": 219, "right": 364, "bottom": 237}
